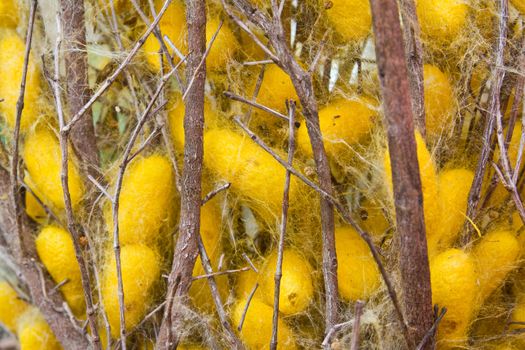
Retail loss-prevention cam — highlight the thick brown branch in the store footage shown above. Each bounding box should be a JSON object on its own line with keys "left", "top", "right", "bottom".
{"left": 399, "top": 0, "right": 425, "bottom": 135}
{"left": 369, "top": 0, "right": 433, "bottom": 348}
{"left": 60, "top": 0, "right": 100, "bottom": 179}
{"left": 156, "top": 0, "right": 207, "bottom": 348}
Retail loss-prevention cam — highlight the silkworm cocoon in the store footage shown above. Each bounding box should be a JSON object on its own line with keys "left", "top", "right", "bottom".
{"left": 105, "top": 154, "right": 176, "bottom": 245}
{"left": 423, "top": 64, "right": 456, "bottom": 139}
{"left": 17, "top": 308, "right": 61, "bottom": 350}
{"left": 102, "top": 244, "right": 161, "bottom": 338}
{"left": 324, "top": 0, "right": 371, "bottom": 42}
{"left": 143, "top": 1, "right": 187, "bottom": 71}
{"left": 25, "top": 190, "right": 47, "bottom": 223}
{"left": 259, "top": 249, "right": 314, "bottom": 315}
{"left": 256, "top": 64, "right": 298, "bottom": 116}
{"left": 189, "top": 200, "right": 229, "bottom": 312}
{"left": 0, "top": 281, "right": 28, "bottom": 332}
{"left": 0, "top": 0, "right": 18, "bottom": 28}
{"left": 232, "top": 298, "right": 297, "bottom": 349}
{"left": 416, "top": 0, "right": 468, "bottom": 43}
{"left": 358, "top": 198, "right": 390, "bottom": 239}
{"left": 383, "top": 132, "right": 441, "bottom": 249}
{"left": 473, "top": 229, "right": 521, "bottom": 302}
{"left": 430, "top": 249, "right": 477, "bottom": 347}
{"left": 431, "top": 168, "right": 474, "bottom": 253}
{"left": 235, "top": 268, "right": 261, "bottom": 299}
{"left": 203, "top": 128, "right": 302, "bottom": 222}
{"left": 0, "top": 31, "right": 41, "bottom": 131}
{"left": 23, "top": 127, "right": 85, "bottom": 211}
{"left": 168, "top": 94, "right": 219, "bottom": 152}
{"left": 511, "top": 0, "right": 525, "bottom": 15}
{"left": 35, "top": 226, "right": 85, "bottom": 317}
{"left": 206, "top": 17, "right": 238, "bottom": 72}
{"left": 296, "top": 97, "right": 376, "bottom": 161}
{"left": 335, "top": 226, "right": 380, "bottom": 301}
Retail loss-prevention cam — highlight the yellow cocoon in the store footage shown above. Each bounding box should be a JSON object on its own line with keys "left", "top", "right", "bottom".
{"left": 0, "top": 0, "right": 18, "bottom": 28}
{"left": 189, "top": 199, "right": 229, "bottom": 312}
{"left": 102, "top": 244, "right": 161, "bottom": 338}
{"left": 25, "top": 190, "right": 47, "bottom": 223}
{"left": 232, "top": 298, "right": 297, "bottom": 349}
{"left": 143, "top": 0, "right": 187, "bottom": 71}
{"left": 384, "top": 132, "right": 441, "bottom": 248}
{"left": 204, "top": 128, "right": 301, "bottom": 222}
{"left": 35, "top": 226, "right": 85, "bottom": 317}
{"left": 430, "top": 248, "right": 477, "bottom": 347}
{"left": 23, "top": 128, "right": 85, "bottom": 211}
{"left": 358, "top": 198, "right": 390, "bottom": 238}
{"left": 105, "top": 154, "right": 175, "bottom": 245}
{"left": 473, "top": 229, "right": 521, "bottom": 302}
{"left": 423, "top": 64, "right": 456, "bottom": 139}
{"left": 416, "top": 0, "right": 468, "bottom": 43}
{"left": 335, "top": 226, "right": 380, "bottom": 301}
{"left": 256, "top": 64, "right": 298, "bottom": 116}
{"left": 324, "top": 0, "right": 371, "bottom": 41}
{"left": 0, "top": 281, "right": 28, "bottom": 332}
{"left": 235, "top": 268, "right": 261, "bottom": 299}
{"left": 0, "top": 31, "right": 41, "bottom": 131}
{"left": 432, "top": 168, "right": 474, "bottom": 253}
{"left": 511, "top": 0, "right": 525, "bottom": 15}
{"left": 259, "top": 249, "right": 314, "bottom": 315}
{"left": 296, "top": 97, "right": 376, "bottom": 160}
{"left": 17, "top": 308, "right": 61, "bottom": 350}
{"left": 206, "top": 17, "right": 238, "bottom": 72}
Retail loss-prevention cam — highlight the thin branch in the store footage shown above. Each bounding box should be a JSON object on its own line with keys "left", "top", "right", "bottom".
{"left": 237, "top": 283, "right": 259, "bottom": 331}
{"left": 224, "top": 91, "right": 289, "bottom": 121}
{"left": 49, "top": 15, "right": 101, "bottom": 349}
{"left": 415, "top": 307, "right": 447, "bottom": 350}
{"left": 191, "top": 266, "right": 250, "bottom": 281}
{"left": 270, "top": 101, "right": 296, "bottom": 350}
{"left": 10, "top": 0, "right": 38, "bottom": 260}
{"left": 350, "top": 301, "right": 365, "bottom": 350}
{"left": 465, "top": 0, "right": 510, "bottom": 239}
{"left": 202, "top": 182, "right": 231, "bottom": 205}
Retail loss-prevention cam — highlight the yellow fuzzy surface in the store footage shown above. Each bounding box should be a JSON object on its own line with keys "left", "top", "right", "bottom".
{"left": 0, "top": 0, "right": 18, "bottom": 28}
{"left": 423, "top": 64, "right": 456, "bottom": 139}
{"left": 206, "top": 17, "right": 238, "bottom": 72}
{"left": 335, "top": 226, "right": 380, "bottom": 301}
{"left": 204, "top": 128, "right": 303, "bottom": 222}
{"left": 235, "top": 267, "right": 261, "bottom": 299}
{"left": 0, "top": 31, "right": 41, "bottom": 131}
{"left": 473, "top": 229, "right": 521, "bottom": 303}
{"left": 25, "top": 190, "right": 47, "bottom": 223}
{"left": 416, "top": 0, "right": 469, "bottom": 43}
{"left": 256, "top": 64, "right": 298, "bottom": 116}
{"left": 511, "top": 0, "right": 525, "bottom": 14}
{"left": 143, "top": 1, "right": 187, "bottom": 71}
{"left": 17, "top": 308, "right": 61, "bottom": 350}
{"left": 101, "top": 244, "right": 161, "bottom": 337}
{"left": 511, "top": 294, "right": 525, "bottom": 331}
{"left": 189, "top": 199, "right": 229, "bottom": 312}
{"left": 35, "top": 226, "right": 85, "bottom": 317}
{"left": 259, "top": 249, "right": 314, "bottom": 315}
{"left": 430, "top": 248, "right": 477, "bottom": 348}
{"left": 358, "top": 198, "right": 390, "bottom": 239}
{"left": 384, "top": 132, "right": 441, "bottom": 248}
{"left": 296, "top": 97, "right": 376, "bottom": 161}
{"left": 105, "top": 154, "right": 176, "bottom": 245}
{"left": 431, "top": 168, "right": 473, "bottom": 253}
{"left": 0, "top": 281, "right": 28, "bottom": 332}
{"left": 23, "top": 127, "right": 85, "bottom": 211}
{"left": 324, "top": 0, "right": 371, "bottom": 42}
{"left": 232, "top": 298, "right": 297, "bottom": 349}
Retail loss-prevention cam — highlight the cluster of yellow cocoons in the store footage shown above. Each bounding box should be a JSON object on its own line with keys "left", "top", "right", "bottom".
{"left": 0, "top": 282, "right": 61, "bottom": 349}
{"left": 102, "top": 154, "right": 175, "bottom": 337}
